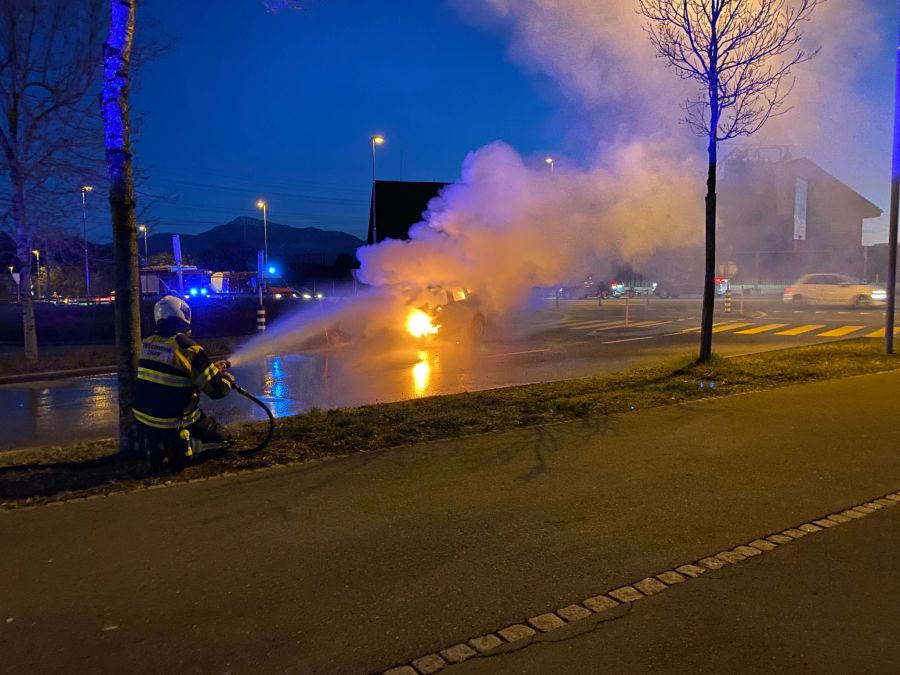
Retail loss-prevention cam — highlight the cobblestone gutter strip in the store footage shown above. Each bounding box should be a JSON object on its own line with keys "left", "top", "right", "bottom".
{"left": 378, "top": 492, "right": 900, "bottom": 675}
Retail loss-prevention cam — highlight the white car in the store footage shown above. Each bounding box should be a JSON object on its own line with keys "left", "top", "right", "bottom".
{"left": 783, "top": 273, "right": 886, "bottom": 308}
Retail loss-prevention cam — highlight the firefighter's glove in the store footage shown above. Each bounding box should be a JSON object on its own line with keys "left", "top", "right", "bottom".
{"left": 221, "top": 370, "right": 236, "bottom": 388}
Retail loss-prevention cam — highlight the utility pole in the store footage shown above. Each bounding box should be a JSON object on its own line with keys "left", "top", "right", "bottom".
{"left": 886, "top": 4, "right": 900, "bottom": 354}
{"left": 81, "top": 185, "right": 93, "bottom": 299}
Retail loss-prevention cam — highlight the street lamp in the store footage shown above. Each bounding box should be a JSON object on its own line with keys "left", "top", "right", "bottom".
{"left": 81, "top": 185, "right": 93, "bottom": 299}
{"left": 7, "top": 266, "right": 18, "bottom": 303}
{"left": 138, "top": 224, "right": 149, "bottom": 264}
{"left": 370, "top": 134, "right": 384, "bottom": 244}
{"left": 545, "top": 156, "right": 555, "bottom": 173}
{"left": 256, "top": 199, "right": 268, "bottom": 270}
{"left": 32, "top": 249, "right": 40, "bottom": 300}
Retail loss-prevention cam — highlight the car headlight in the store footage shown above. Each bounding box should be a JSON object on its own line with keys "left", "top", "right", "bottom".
{"left": 871, "top": 290, "right": 887, "bottom": 300}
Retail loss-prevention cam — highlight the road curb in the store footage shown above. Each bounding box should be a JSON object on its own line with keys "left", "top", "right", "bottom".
{"left": 0, "top": 352, "right": 232, "bottom": 385}
{"left": 0, "top": 366, "right": 118, "bottom": 385}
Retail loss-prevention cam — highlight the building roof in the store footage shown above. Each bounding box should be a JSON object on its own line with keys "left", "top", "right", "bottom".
{"left": 367, "top": 180, "right": 448, "bottom": 245}
{"left": 788, "top": 157, "right": 882, "bottom": 219}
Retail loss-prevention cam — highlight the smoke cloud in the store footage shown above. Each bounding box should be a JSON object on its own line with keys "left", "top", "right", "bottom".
{"left": 358, "top": 140, "right": 702, "bottom": 315}
{"left": 355, "top": 0, "right": 889, "bottom": 312}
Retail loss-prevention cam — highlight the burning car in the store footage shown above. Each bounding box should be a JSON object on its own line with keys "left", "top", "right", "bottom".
{"left": 406, "top": 287, "right": 486, "bottom": 342}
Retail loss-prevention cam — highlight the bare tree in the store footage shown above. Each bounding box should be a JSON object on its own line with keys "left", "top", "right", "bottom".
{"left": 0, "top": 0, "right": 105, "bottom": 365}
{"left": 102, "top": 0, "right": 141, "bottom": 457}
{"left": 638, "top": 0, "right": 821, "bottom": 361}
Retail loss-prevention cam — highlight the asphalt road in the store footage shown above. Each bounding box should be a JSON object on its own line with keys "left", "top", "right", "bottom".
{"left": 0, "top": 296, "right": 892, "bottom": 451}
{"left": 2, "top": 371, "right": 900, "bottom": 673}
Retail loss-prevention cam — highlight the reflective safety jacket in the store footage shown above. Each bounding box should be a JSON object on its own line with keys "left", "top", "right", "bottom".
{"left": 133, "top": 332, "right": 233, "bottom": 430}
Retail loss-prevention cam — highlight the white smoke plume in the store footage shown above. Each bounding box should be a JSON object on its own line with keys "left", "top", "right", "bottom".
{"left": 358, "top": 140, "right": 702, "bottom": 315}
{"left": 356, "top": 0, "right": 888, "bottom": 315}
{"left": 450, "top": 0, "right": 888, "bottom": 203}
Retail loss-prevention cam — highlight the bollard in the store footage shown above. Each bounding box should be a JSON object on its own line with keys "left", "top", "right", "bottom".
{"left": 257, "top": 307, "right": 266, "bottom": 332}
{"left": 724, "top": 288, "right": 732, "bottom": 313}
{"left": 740, "top": 288, "right": 745, "bottom": 316}
{"left": 625, "top": 292, "right": 631, "bottom": 326}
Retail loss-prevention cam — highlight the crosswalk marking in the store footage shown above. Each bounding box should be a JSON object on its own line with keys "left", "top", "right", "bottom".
{"left": 680, "top": 321, "right": 740, "bottom": 334}
{"left": 774, "top": 324, "right": 826, "bottom": 336}
{"left": 816, "top": 325, "right": 865, "bottom": 337}
{"left": 711, "top": 322, "right": 754, "bottom": 333}
{"left": 555, "top": 317, "right": 887, "bottom": 340}
{"left": 568, "top": 320, "right": 624, "bottom": 330}
{"left": 734, "top": 323, "right": 789, "bottom": 335}
{"left": 863, "top": 328, "right": 900, "bottom": 338}
{"left": 586, "top": 322, "right": 629, "bottom": 332}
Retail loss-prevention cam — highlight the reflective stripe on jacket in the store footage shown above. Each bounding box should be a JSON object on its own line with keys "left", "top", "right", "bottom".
{"left": 133, "top": 332, "right": 232, "bottom": 429}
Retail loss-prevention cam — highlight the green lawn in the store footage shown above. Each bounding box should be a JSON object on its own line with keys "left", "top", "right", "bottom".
{"left": 2, "top": 340, "right": 898, "bottom": 506}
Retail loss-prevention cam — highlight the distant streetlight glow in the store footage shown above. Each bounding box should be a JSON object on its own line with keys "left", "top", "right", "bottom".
{"left": 31, "top": 249, "right": 41, "bottom": 300}
{"left": 371, "top": 134, "right": 385, "bottom": 244}
{"left": 8, "top": 265, "right": 18, "bottom": 303}
{"left": 545, "top": 156, "right": 555, "bottom": 173}
{"left": 81, "top": 185, "right": 93, "bottom": 298}
{"left": 138, "top": 224, "right": 149, "bottom": 264}
{"left": 256, "top": 200, "right": 268, "bottom": 270}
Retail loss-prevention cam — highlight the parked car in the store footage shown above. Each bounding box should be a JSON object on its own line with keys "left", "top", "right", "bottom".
{"left": 783, "top": 273, "right": 886, "bottom": 307}
{"left": 654, "top": 277, "right": 729, "bottom": 298}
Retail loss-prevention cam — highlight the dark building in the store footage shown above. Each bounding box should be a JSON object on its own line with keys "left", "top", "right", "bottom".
{"left": 367, "top": 180, "right": 447, "bottom": 245}
{"left": 718, "top": 149, "right": 882, "bottom": 283}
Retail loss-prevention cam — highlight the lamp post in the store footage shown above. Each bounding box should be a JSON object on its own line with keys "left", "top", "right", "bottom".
{"left": 81, "top": 185, "right": 93, "bottom": 299}
{"left": 32, "top": 249, "right": 40, "bottom": 300}
{"left": 370, "top": 134, "right": 384, "bottom": 244}
{"left": 8, "top": 266, "right": 18, "bottom": 303}
{"left": 545, "top": 156, "right": 555, "bottom": 173}
{"left": 138, "top": 224, "right": 149, "bottom": 264}
{"left": 256, "top": 200, "right": 268, "bottom": 270}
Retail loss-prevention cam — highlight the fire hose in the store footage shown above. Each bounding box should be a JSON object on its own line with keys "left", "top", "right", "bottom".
{"left": 218, "top": 360, "right": 276, "bottom": 456}
{"left": 232, "top": 383, "right": 276, "bottom": 455}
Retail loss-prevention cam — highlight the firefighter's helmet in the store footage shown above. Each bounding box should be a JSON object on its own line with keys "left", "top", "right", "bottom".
{"left": 154, "top": 295, "right": 192, "bottom": 325}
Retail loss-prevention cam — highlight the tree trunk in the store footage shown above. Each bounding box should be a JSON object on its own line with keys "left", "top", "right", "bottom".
{"left": 10, "top": 168, "right": 38, "bottom": 366}
{"left": 699, "top": 133, "right": 717, "bottom": 363}
{"left": 102, "top": 0, "right": 141, "bottom": 458}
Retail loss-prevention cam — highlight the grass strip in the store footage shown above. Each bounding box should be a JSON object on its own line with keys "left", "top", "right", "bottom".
{"left": 2, "top": 339, "right": 898, "bottom": 506}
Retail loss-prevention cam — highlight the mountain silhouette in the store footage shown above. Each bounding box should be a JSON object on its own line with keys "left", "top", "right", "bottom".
{"left": 145, "top": 217, "right": 364, "bottom": 271}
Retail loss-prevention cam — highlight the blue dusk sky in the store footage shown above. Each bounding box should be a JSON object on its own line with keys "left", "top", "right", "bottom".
{"left": 130, "top": 0, "right": 558, "bottom": 241}
{"left": 106, "top": 0, "right": 897, "bottom": 245}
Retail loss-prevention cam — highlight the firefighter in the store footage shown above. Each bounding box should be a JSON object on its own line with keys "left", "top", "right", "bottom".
{"left": 134, "top": 295, "right": 235, "bottom": 471}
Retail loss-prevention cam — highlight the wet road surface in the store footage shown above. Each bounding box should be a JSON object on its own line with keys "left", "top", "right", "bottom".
{"left": 0, "top": 297, "right": 888, "bottom": 451}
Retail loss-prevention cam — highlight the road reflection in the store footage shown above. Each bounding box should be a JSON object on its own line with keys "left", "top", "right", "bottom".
{"left": 0, "top": 341, "right": 489, "bottom": 451}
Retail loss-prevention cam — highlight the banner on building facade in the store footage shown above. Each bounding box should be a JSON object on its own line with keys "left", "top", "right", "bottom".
{"left": 793, "top": 178, "right": 808, "bottom": 241}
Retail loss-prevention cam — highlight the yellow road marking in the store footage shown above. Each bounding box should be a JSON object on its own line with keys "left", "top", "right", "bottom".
{"left": 681, "top": 321, "right": 746, "bottom": 334}
{"left": 630, "top": 320, "right": 666, "bottom": 327}
{"left": 711, "top": 322, "right": 754, "bottom": 333}
{"left": 817, "top": 325, "right": 865, "bottom": 337}
{"left": 734, "top": 323, "right": 789, "bottom": 335}
{"left": 565, "top": 320, "right": 621, "bottom": 329}
{"left": 863, "top": 327, "right": 900, "bottom": 338}
{"left": 774, "top": 324, "right": 826, "bottom": 336}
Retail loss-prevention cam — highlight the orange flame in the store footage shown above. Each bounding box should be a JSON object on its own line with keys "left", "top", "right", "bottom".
{"left": 406, "top": 308, "right": 440, "bottom": 338}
